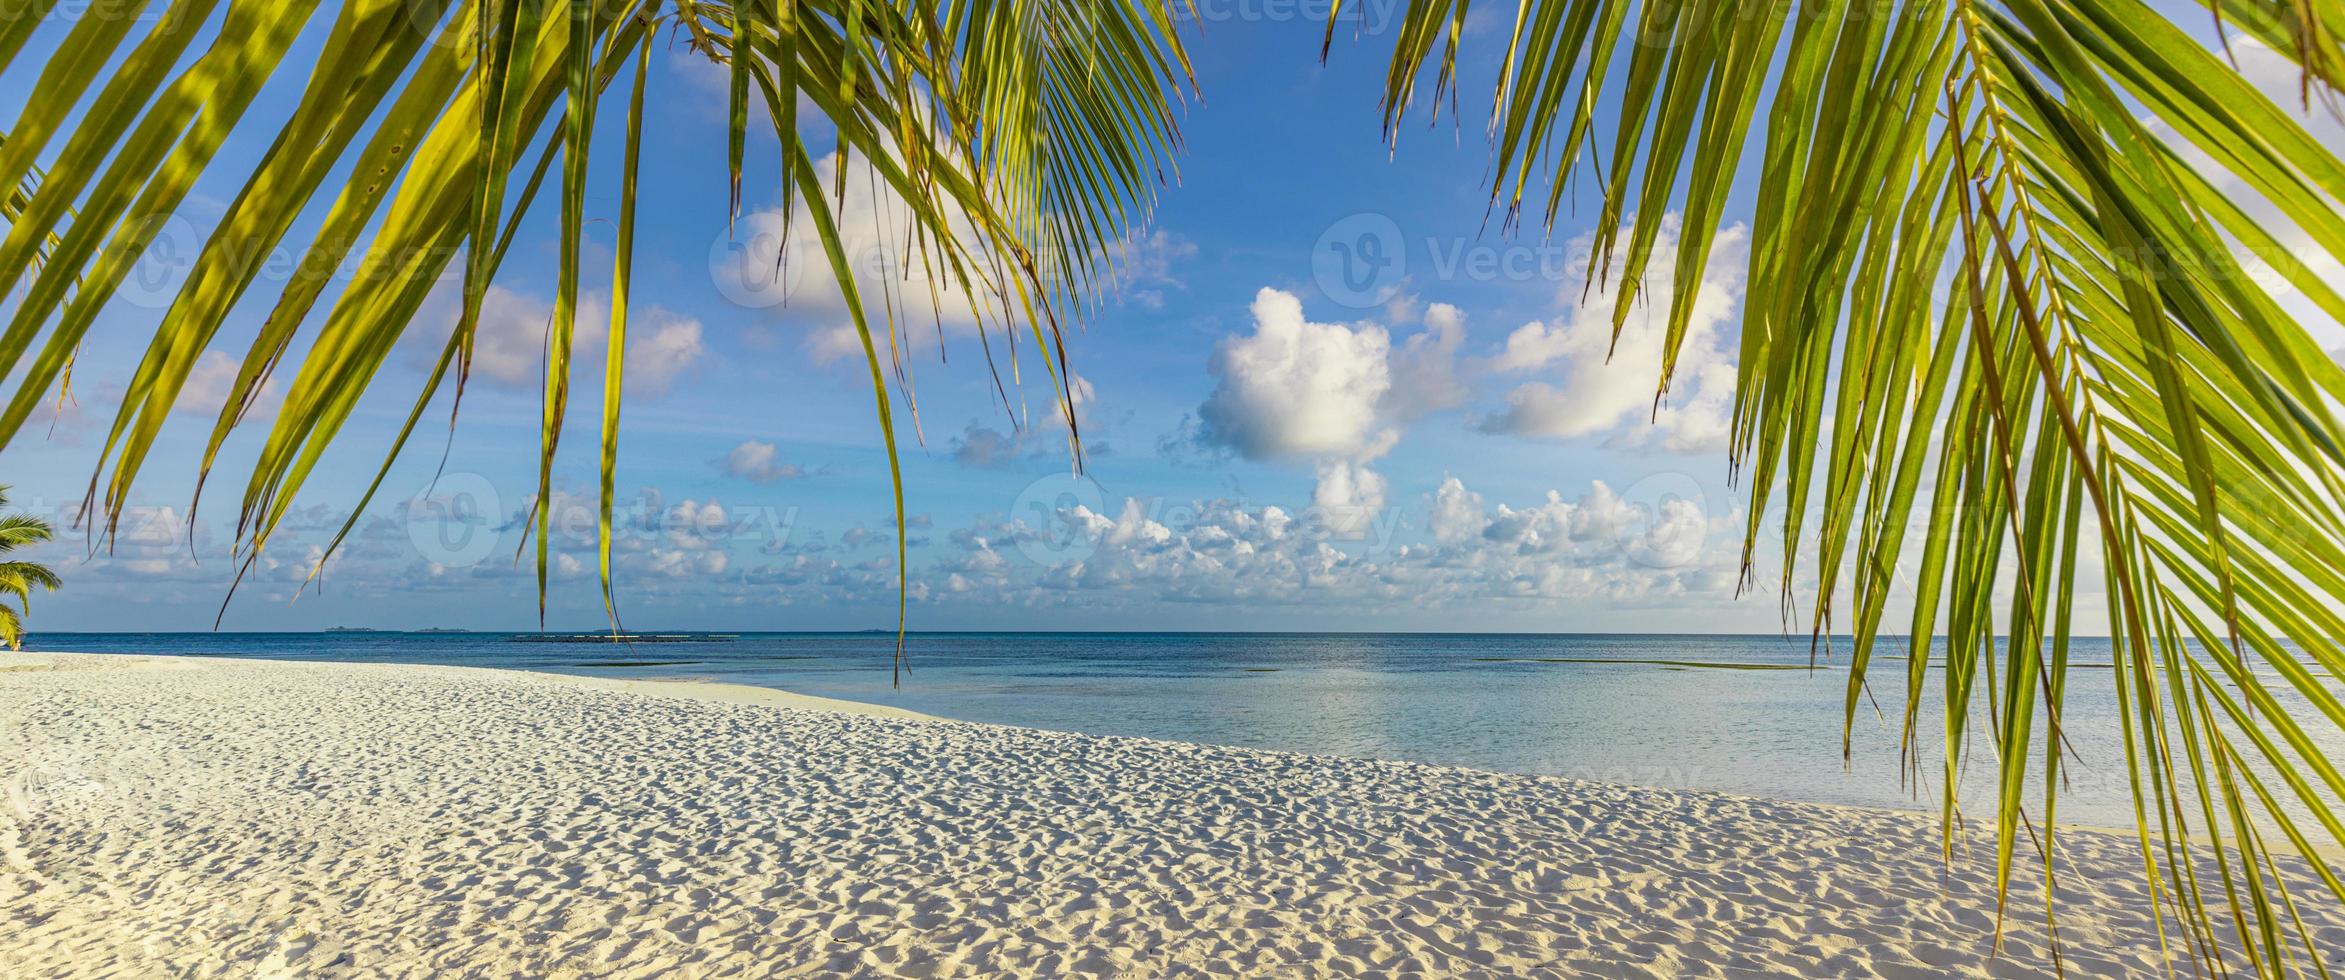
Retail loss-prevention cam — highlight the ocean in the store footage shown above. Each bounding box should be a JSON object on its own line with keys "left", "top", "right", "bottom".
{"left": 24, "top": 630, "right": 2310, "bottom": 830}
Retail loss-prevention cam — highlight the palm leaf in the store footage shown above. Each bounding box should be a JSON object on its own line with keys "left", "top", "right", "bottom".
{"left": 1341, "top": 0, "right": 2345, "bottom": 970}
{"left": 0, "top": 487, "right": 59, "bottom": 646}
{"left": 0, "top": 561, "right": 64, "bottom": 595}
{"left": 0, "top": 0, "right": 1194, "bottom": 681}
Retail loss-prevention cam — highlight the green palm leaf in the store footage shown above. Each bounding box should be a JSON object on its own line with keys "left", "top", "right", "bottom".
{"left": 1339, "top": 0, "right": 2345, "bottom": 971}
{"left": 0, "top": 0, "right": 1193, "bottom": 680}
{"left": 0, "top": 485, "right": 58, "bottom": 649}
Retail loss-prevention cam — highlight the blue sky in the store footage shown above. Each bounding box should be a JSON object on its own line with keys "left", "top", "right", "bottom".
{"left": 4, "top": 2, "right": 2316, "bottom": 633}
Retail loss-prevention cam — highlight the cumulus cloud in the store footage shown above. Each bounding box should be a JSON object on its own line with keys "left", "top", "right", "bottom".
{"left": 1478, "top": 217, "right": 1747, "bottom": 454}
{"left": 1428, "top": 477, "right": 1487, "bottom": 545}
{"left": 950, "top": 375, "right": 1099, "bottom": 469}
{"left": 1310, "top": 459, "right": 1387, "bottom": 525}
{"left": 1386, "top": 301, "right": 1469, "bottom": 422}
{"left": 47, "top": 469, "right": 1748, "bottom": 624}
{"left": 1120, "top": 229, "right": 1198, "bottom": 284}
{"left": 623, "top": 312, "right": 707, "bottom": 397}
{"left": 644, "top": 499, "right": 733, "bottom": 578}
{"left": 929, "top": 475, "right": 1738, "bottom": 611}
{"left": 802, "top": 322, "right": 866, "bottom": 366}
{"left": 409, "top": 283, "right": 706, "bottom": 397}
{"left": 494, "top": 488, "right": 803, "bottom": 589}
{"left": 714, "top": 151, "right": 989, "bottom": 331}
{"left": 716, "top": 440, "right": 814, "bottom": 484}
{"left": 1189, "top": 289, "right": 1466, "bottom": 528}
{"left": 1117, "top": 229, "right": 1198, "bottom": 310}
{"left": 18, "top": 494, "right": 450, "bottom": 610}
{"left": 721, "top": 152, "right": 1191, "bottom": 358}
{"left": 1199, "top": 288, "right": 1396, "bottom": 460}
{"left": 174, "top": 350, "right": 282, "bottom": 422}
{"left": 950, "top": 424, "right": 1024, "bottom": 470}
{"left": 720, "top": 153, "right": 1195, "bottom": 332}
{"left": 415, "top": 284, "right": 551, "bottom": 386}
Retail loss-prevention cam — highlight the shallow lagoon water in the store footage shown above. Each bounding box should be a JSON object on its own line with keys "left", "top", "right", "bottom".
{"left": 31, "top": 630, "right": 2318, "bottom": 829}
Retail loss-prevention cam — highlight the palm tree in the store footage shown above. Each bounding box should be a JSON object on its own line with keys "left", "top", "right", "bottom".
{"left": 1334, "top": 0, "right": 2345, "bottom": 973}
{"left": 0, "top": 486, "right": 59, "bottom": 649}
{"left": 1, "top": 0, "right": 2342, "bottom": 972}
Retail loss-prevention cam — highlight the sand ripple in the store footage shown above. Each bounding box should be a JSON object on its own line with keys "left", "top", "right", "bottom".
{"left": 3, "top": 653, "right": 2338, "bottom": 977}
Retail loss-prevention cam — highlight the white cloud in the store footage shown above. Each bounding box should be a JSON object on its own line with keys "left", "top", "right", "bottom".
{"left": 1190, "top": 289, "right": 1474, "bottom": 528}
{"left": 803, "top": 322, "right": 865, "bottom": 365}
{"left": 1310, "top": 459, "right": 1387, "bottom": 535}
{"left": 493, "top": 488, "right": 786, "bottom": 589}
{"left": 1428, "top": 476, "right": 1486, "bottom": 545}
{"left": 950, "top": 423, "right": 1024, "bottom": 470}
{"left": 1386, "top": 301, "right": 1468, "bottom": 422}
{"left": 1479, "top": 218, "right": 1748, "bottom": 454}
{"left": 930, "top": 475, "right": 1739, "bottom": 611}
{"left": 1115, "top": 229, "right": 1198, "bottom": 311}
{"left": 951, "top": 419, "right": 1087, "bottom": 470}
{"left": 439, "top": 284, "right": 557, "bottom": 388}
{"left": 409, "top": 283, "right": 706, "bottom": 397}
{"left": 717, "top": 440, "right": 811, "bottom": 483}
{"left": 951, "top": 373, "right": 1097, "bottom": 469}
{"left": 714, "top": 150, "right": 997, "bottom": 338}
{"left": 1199, "top": 287, "right": 1396, "bottom": 460}
{"left": 623, "top": 311, "right": 707, "bottom": 397}
{"left": 174, "top": 351, "right": 282, "bottom": 422}
{"left": 719, "top": 160, "right": 1196, "bottom": 368}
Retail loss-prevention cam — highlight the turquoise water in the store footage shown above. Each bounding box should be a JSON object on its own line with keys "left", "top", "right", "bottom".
{"left": 24, "top": 630, "right": 2316, "bottom": 829}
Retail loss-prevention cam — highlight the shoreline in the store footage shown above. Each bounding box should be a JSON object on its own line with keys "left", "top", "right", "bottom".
{"left": 2, "top": 653, "right": 2175, "bottom": 839}
{"left": 5, "top": 651, "right": 2334, "bottom": 976}
{"left": 10, "top": 650, "right": 946, "bottom": 724}
{"left": 9, "top": 652, "right": 2319, "bottom": 865}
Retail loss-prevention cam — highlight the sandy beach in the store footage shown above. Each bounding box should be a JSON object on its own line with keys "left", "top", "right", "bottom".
{"left": 3, "top": 652, "right": 2337, "bottom": 977}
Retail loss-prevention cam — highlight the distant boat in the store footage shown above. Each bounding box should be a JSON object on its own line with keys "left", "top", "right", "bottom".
{"left": 324, "top": 627, "right": 381, "bottom": 633}
{"left": 414, "top": 628, "right": 472, "bottom": 634}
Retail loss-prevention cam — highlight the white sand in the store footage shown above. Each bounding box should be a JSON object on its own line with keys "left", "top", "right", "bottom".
{"left": 3, "top": 653, "right": 2338, "bottom": 977}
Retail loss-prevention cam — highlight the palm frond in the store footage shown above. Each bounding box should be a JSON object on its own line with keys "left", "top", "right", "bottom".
{"left": 0, "top": 514, "right": 56, "bottom": 550}
{"left": 0, "top": 492, "right": 58, "bottom": 644}
{"left": 0, "top": 0, "right": 1193, "bottom": 682}
{"left": 0, "top": 560, "right": 63, "bottom": 596}
{"left": 1346, "top": 0, "right": 2345, "bottom": 970}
